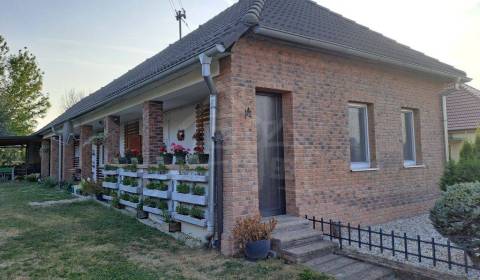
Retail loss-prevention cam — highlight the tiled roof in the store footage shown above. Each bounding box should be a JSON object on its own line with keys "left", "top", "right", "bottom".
{"left": 447, "top": 85, "right": 480, "bottom": 131}
{"left": 38, "top": 0, "right": 467, "bottom": 134}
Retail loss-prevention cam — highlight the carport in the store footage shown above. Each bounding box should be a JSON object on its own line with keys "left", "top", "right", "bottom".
{"left": 0, "top": 135, "right": 42, "bottom": 179}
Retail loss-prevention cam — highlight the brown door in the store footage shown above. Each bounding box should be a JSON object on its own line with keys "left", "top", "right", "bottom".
{"left": 256, "top": 93, "right": 286, "bottom": 217}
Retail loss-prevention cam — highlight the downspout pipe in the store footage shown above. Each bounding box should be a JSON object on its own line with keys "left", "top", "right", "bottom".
{"left": 441, "top": 78, "right": 462, "bottom": 162}
{"left": 198, "top": 44, "right": 225, "bottom": 246}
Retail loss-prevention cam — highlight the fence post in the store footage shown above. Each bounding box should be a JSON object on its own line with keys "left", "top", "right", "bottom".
{"left": 347, "top": 223, "right": 351, "bottom": 246}
{"left": 447, "top": 240, "right": 452, "bottom": 270}
{"left": 313, "top": 216, "right": 316, "bottom": 230}
{"left": 368, "top": 226, "right": 372, "bottom": 251}
{"left": 329, "top": 219, "right": 333, "bottom": 241}
{"left": 404, "top": 233, "right": 408, "bottom": 260}
{"left": 358, "top": 224, "right": 361, "bottom": 248}
{"left": 417, "top": 235, "right": 421, "bottom": 262}
{"left": 432, "top": 238, "right": 436, "bottom": 267}
{"left": 380, "top": 229, "right": 383, "bottom": 253}
{"left": 338, "top": 221, "right": 342, "bottom": 249}
{"left": 321, "top": 217, "right": 324, "bottom": 232}
{"left": 392, "top": 230, "right": 395, "bottom": 256}
{"left": 464, "top": 250, "right": 469, "bottom": 273}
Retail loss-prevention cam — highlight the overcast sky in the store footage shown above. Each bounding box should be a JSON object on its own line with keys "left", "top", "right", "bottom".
{"left": 1, "top": 0, "right": 479, "bottom": 130}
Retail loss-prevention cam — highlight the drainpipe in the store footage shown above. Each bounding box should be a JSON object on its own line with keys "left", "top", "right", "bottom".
{"left": 198, "top": 44, "right": 225, "bottom": 246}
{"left": 442, "top": 78, "right": 462, "bottom": 162}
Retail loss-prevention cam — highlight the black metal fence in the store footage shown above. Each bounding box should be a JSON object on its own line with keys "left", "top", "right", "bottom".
{"left": 305, "top": 215, "right": 478, "bottom": 274}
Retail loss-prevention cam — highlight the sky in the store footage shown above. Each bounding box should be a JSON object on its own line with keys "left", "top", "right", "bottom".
{"left": 1, "top": 0, "right": 479, "bottom": 131}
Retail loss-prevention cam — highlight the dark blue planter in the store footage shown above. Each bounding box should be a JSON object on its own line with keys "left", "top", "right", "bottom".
{"left": 245, "top": 239, "right": 271, "bottom": 261}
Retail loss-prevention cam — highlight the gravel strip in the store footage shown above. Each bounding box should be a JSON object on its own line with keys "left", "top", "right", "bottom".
{"left": 325, "top": 214, "right": 479, "bottom": 279}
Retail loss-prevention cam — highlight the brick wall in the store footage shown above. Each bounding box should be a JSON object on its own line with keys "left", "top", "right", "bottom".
{"left": 142, "top": 101, "right": 164, "bottom": 165}
{"left": 40, "top": 139, "right": 50, "bottom": 178}
{"left": 63, "top": 139, "right": 74, "bottom": 181}
{"left": 217, "top": 35, "right": 449, "bottom": 255}
{"left": 49, "top": 136, "right": 59, "bottom": 180}
{"left": 104, "top": 115, "right": 120, "bottom": 164}
{"left": 80, "top": 125, "right": 93, "bottom": 180}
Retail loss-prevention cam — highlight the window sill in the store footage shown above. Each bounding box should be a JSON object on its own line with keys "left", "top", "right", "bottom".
{"left": 350, "top": 167, "right": 379, "bottom": 172}
{"left": 403, "top": 164, "right": 425, "bottom": 169}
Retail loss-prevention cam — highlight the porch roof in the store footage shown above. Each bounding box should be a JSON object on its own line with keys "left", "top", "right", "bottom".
{"left": 37, "top": 0, "right": 468, "bottom": 135}
{"left": 0, "top": 136, "right": 42, "bottom": 147}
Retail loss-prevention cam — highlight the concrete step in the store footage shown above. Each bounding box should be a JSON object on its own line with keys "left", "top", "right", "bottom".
{"left": 281, "top": 240, "right": 337, "bottom": 263}
{"left": 272, "top": 228, "right": 323, "bottom": 250}
{"left": 306, "top": 254, "right": 396, "bottom": 280}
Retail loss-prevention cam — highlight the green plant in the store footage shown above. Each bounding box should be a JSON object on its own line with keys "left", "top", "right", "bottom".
{"left": 40, "top": 177, "right": 57, "bottom": 188}
{"left": 189, "top": 206, "right": 204, "bottom": 219}
{"left": 123, "top": 164, "right": 137, "bottom": 172}
{"left": 178, "top": 164, "right": 191, "bottom": 175}
{"left": 298, "top": 269, "right": 332, "bottom": 280}
{"left": 104, "top": 164, "right": 117, "bottom": 171}
{"left": 192, "top": 185, "right": 205, "bottom": 196}
{"left": 146, "top": 181, "right": 168, "bottom": 191}
{"left": 194, "top": 166, "right": 208, "bottom": 175}
{"left": 176, "top": 204, "right": 190, "bottom": 215}
{"left": 104, "top": 176, "right": 117, "bottom": 183}
{"left": 162, "top": 209, "right": 173, "bottom": 223}
{"left": 176, "top": 183, "right": 190, "bottom": 194}
{"left": 147, "top": 164, "right": 168, "bottom": 174}
{"left": 80, "top": 180, "right": 102, "bottom": 195}
{"left": 144, "top": 197, "right": 168, "bottom": 210}
{"left": 430, "top": 182, "right": 480, "bottom": 267}
{"left": 120, "top": 193, "right": 139, "bottom": 203}
{"left": 111, "top": 192, "right": 122, "bottom": 208}
{"left": 25, "top": 173, "right": 39, "bottom": 182}
{"left": 121, "top": 177, "right": 138, "bottom": 187}
{"left": 232, "top": 215, "right": 277, "bottom": 251}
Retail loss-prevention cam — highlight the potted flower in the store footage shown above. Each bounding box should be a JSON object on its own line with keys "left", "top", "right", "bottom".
{"left": 111, "top": 192, "right": 124, "bottom": 209}
{"left": 160, "top": 144, "right": 173, "bottom": 165}
{"left": 233, "top": 215, "right": 277, "bottom": 261}
{"left": 162, "top": 210, "right": 181, "bottom": 232}
{"left": 194, "top": 146, "right": 209, "bottom": 164}
{"left": 171, "top": 143, "right": 189, "bottom": 164}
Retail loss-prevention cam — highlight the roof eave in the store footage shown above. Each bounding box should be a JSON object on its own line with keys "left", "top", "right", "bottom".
{"left": 254, "top": 26, "right": 469, "bottom": 82}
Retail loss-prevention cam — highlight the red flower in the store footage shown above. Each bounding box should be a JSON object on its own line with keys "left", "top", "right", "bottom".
{"left": 194, "top": 146, "right": 204, "bottom": 154}
{"left": 170, "top": 143, "right": 190, "bottom": 154}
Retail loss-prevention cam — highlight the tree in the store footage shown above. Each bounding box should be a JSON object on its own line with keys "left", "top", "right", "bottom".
{"left": 0, "top": 35, "right": 50, "bottom": 135}
{"left": 430, "top": 182, "right": 480, "bottom": 267}
{"left": 61, "top": 89, "right": 85, "bottom": 112}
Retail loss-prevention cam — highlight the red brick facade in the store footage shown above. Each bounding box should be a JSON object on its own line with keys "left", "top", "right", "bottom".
{"left": 40, "top": 139, "right": 50, "bottom": 178}
{"left": 216, "top": 35, "right": 449, "bottom": 254}
{"left": 142, "top": 101, "right": 164, "bottom": 165}
{"left": 62, "top": 139, "right": 74, "bottom": 181}
{"left": 80, "top": 125, "right": 93, "bottom": 180}
{"left": 104, "top": 115, "right": 120, "bottom": 164}
{"left": 49, "top": 136, "right": 59, "bottom": 180}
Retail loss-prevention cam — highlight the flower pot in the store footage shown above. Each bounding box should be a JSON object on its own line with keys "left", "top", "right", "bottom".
{"left": 198, "top": 154, "right": 209, "bottom": 164}
{"left": 137, "top": 210, "right": 148, "bottom": 219}
{"left": 96, "top": 194, "right": 104, "bottom": 201}
{"left": 162, "top": 154, "right": 173, "bottom": 165}
{"left": 245, "top": 239, "right": 271, "bottom": 261}
{"left": 175, "top": 153, "right": 187, "bottom": 164}
{"left": 168, "top": 221, "right": 181, "bottom": 232}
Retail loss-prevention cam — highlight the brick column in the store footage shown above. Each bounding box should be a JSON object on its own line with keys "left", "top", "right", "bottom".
{"left": 62, "top": 138, "right": 74, "bottom": 181}
{"left": 49, "top": 136, "right": 59, "bottom": 180}
{"left": 142, "top": 101, "right": 164, "bottom": 165}
{"left": 80, "top": 125, "right": 93, "bottom": 180}
{"left": 104, "top": 115, "right": 120, "bottom": 164}
{"left": 40, "top": 139, "right": 50, "bottom": 178}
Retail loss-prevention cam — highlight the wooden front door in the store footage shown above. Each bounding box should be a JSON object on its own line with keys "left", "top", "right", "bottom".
{"left": 256, "top": 93, "right": 286, "bottom": 217}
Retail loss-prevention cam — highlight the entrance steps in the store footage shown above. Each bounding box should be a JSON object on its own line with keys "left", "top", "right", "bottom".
{"left": 269, "top": 215, "right": 397, "bottom": 280}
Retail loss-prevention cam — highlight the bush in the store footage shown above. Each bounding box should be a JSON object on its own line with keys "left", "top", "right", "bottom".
{"left": 176, "top": 204, "right": 190, "bottom": 215}
{"left": 232, "top": 215, "right": 277, "bottom": 251}
{"left": 41, "top": 177, "right": 57, "bottom": 188}
{"left": 80, "top": 180, "right": 102, "bottom": 195}
{"left": 25, "top": 173, "right": 39, "bottom": 182}
{"left": 121, "top": 177, "right": 138, "bottom": 187}
{"left": 176, "top": 183, "right": 190, "bottom": 194}
{"left": 190, "top": 206, "right": 204, "bottom": 219}
{"left": 430, "top": 182, "right": 480, "bottom": 267}
{"left": 192, "top": 185, "right": 205, "bottom": 196}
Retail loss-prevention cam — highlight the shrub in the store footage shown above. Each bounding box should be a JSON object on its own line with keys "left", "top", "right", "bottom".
{"left": 176, "top": 183, "right": 190, "bottom": 194}
{"left": 80, "top": 180, "right": 102, "bottom": 195}
{"left": 121, "top": 193, "right": 139, "bottom": 203}
{"left": 144, "top": 197, "right": 168, "bottom": 210}
{"left": 146, "top": 181, "right": 168, "bottom": 191}
{"left": 195, "top": 166, "right": 208, "bottom": 175}
{"left": 232, "top": 215, "right": 277, "bottom": 251}
{"left": 190, "top": 206, "right": 204, "bottom": 219}
{"left": 176, "top": 204, "right": 190, "bottom": 215}
{"left": 192, "top": 185, "right": 205, "bottom": 196}
{"left": 121, "top": 177, "right": 138, "bottom": 187}
{"left": 104, "top": 176, "right": 117, "bottom": 183}
{"left": 430, "top": 182, "right": 480, "bottom": 267}
{"left": 41, "top": 177, "right": 57, "bottom": 188}
{"left": 25, "top": 173, "right": 39, "bottom": 182}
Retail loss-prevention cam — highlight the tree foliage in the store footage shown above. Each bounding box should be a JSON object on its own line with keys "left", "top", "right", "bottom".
{"left": 0, "top": 35, "right": 50, "bottom": 135}
{"left": 61, "top": 89, "right": 85, "bottom": 112}
{"left": 430, "top": 182, "right": 480, "bottom": 267}
{"left": 440, "top": 129, "right": 480, "bottom": 190}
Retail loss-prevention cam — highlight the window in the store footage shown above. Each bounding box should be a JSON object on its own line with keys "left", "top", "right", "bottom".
{"left": 402, "top": 109, "right": 416, "bottom": 166}
{"left": 349, "top": 103, "right": 370, "bottom": 169}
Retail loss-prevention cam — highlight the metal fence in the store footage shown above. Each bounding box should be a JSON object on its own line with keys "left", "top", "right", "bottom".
{"left": 305, "top": 215, "right": 478, "bottom": 274}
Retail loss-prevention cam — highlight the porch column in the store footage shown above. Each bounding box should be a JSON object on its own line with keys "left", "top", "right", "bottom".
{"left": 62, "top": 138, "right": 74, "bottom": 181}
{"left": 104, "top": 115, "right": 120, "bottom": 164}
{"left": 142, "top": 101, "right": 164, "bottom": 165}
{"left": 80, "top": 125, "right": 93, "bottom": 180}
{"left": 40, "top": 139, "right": 50, "bottom": 177}
{"left": 49, "top": 136, "right": 59, "bottom": 180}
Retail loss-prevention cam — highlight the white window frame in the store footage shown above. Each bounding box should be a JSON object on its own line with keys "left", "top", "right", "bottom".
{"left": 349, "top": 103, "right": 371, "bottom": 170}
{"left": 402, "top": 109, "right": 416, "bottom": 167}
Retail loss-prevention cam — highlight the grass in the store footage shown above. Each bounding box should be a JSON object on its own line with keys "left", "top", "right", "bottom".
{"left": 0, "top": 182, "right": 333, "bottom": 280}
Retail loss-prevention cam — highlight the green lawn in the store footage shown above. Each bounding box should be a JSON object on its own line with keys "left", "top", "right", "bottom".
{"left": 0, "top": 182, "right": 332, "bottom": 280}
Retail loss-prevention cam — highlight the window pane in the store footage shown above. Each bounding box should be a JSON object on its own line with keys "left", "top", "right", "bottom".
{"left": 349, "top": 106, "right": 368, "bottom": 163}
{"left": 402, "top": 111, "right": 415, "bottom": 161}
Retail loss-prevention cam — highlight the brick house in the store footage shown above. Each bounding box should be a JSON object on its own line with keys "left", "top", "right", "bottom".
{"left": 36, "top": 0, "right": 470, "bottom": 255}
